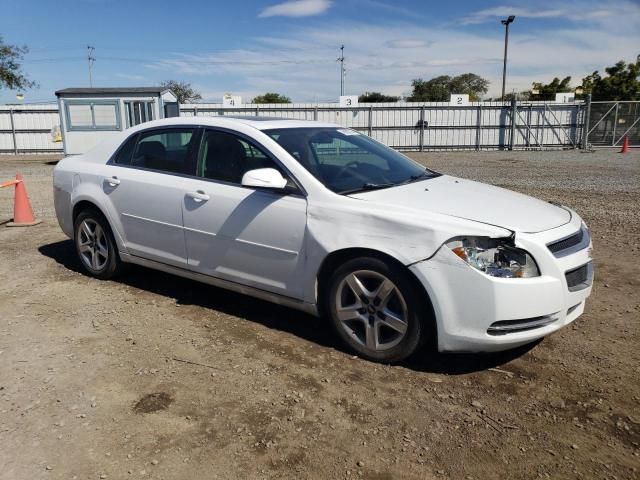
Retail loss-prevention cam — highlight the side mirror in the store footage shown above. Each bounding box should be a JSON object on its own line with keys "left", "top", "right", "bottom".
{"left": 241, "top": 168, "right": 288, "bottom": 190}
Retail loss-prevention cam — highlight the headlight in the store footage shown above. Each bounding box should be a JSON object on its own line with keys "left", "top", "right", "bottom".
{"left": 446, "top": 237, "right": 540, "bottom": 278}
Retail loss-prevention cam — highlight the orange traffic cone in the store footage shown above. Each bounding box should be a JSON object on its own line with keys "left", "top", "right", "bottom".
{"left": 0, "top": 173, "right": 41, "bottom": 227}
{"left": 620, "top": 136, "right": 630, "bottom": 153}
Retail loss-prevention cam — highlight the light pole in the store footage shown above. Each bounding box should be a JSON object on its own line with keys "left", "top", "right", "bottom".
{"left": 337, "top": 45, "right": 345, "bottom": 97}
{"left": 500, "top": 15, "right": 515, "bottom": 101}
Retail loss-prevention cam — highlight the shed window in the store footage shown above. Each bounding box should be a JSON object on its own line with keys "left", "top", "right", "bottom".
{"left": 93, "top": 104, "right": 118, "bottom": 127}
{"left": 65, "top": 101, "right": 120, "bottom": 131}
{"left": 67, "top": 104, "right": 93, "bottom": 127}
{"left": 125, "top": 101, "right": 154, "bottom": 128}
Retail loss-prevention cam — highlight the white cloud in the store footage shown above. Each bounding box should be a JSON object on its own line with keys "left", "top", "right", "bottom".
{"left": 462, "top": 6, "right": 567, "bottom": 25}
{"left": 385, "top": 39, "right": 431, "bottom": 49}
{"left": 460, "top": 1, "right": 640, "bottom": 25}
{"left": 259, "top": 0, "right": 332, "bottom": 18}
{"left": 142, "top": 0, "right": 640, "bottom": 102}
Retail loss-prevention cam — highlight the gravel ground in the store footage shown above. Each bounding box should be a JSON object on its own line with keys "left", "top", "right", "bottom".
{"left": 0, "top": 150, "right": 639, "bottom": 480}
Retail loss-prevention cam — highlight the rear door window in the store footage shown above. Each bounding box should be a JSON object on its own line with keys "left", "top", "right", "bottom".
{"left": 130, "top": 128, "right": 198, "bottom": 175}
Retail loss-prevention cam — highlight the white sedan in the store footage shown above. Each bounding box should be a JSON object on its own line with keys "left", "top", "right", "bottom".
{"left": 53, "top": 117, "right": 593, "bottom": 363}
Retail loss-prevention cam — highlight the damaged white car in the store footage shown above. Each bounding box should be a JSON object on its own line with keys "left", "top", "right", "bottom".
{"left": 53, "top": 117, "right": 593, "bottom": 363}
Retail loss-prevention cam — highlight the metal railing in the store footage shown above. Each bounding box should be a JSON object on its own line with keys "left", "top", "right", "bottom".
{"left": 0, "top": 104, "right": 63, "bottom": 154}
{"left": 181, "top": 101, "right": 584, "bottom": 151}
{"left": 2, "top": 98, "right": 638, "bottom": 154}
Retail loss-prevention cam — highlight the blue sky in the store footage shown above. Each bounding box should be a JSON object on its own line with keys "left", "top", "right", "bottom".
{"left": 2, "top": 0, "right": 639, "bottom": 103}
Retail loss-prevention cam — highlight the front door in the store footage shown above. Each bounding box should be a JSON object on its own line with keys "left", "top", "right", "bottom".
{"left": 182, "top": 129, "right": 307, "bottom": 298}
{"left": 104, "top": 127, "right": 199, "bottom": 267}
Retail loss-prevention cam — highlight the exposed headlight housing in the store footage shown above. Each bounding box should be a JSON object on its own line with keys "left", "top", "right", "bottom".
{"left": 446, "top": 237, "right": 540, "bottom": 278}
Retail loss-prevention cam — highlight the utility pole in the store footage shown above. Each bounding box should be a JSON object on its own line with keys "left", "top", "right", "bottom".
{"left": 500, "top": 16, "right": 515, "bottom": 101}
{"left": 337, "top": 45, "right": 345, "bottom": 96}
{"left": 87, "top": 46, "right": 96, "bottom": 88}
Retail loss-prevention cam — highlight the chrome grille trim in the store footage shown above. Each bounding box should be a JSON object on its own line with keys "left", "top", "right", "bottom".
{"left": 547, "top": 225, "right": 590, "bottom": 258}
{"left": 487, "top": 314, "right": 559, "bottom": 336}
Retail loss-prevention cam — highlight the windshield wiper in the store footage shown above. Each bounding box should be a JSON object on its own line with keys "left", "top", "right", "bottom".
{"left": 339, "top": 182, "right": 397, "bottom": 195}
{"left": 405, "top": 170, "right": 441, "bottom": 183}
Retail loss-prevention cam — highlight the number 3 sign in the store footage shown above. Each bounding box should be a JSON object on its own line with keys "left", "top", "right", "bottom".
{"left": 340, "top": 96, "right": 359, "bottom": 107}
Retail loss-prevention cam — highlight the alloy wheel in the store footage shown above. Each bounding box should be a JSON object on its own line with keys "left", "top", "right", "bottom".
{"left": 77, "top": 218, "right": 109, "bottom": 271}
{"left": 334, "top": 270, "right": 409, "bottom": 351}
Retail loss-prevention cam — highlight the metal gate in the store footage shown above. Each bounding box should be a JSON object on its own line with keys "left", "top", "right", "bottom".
{"left": 181, "top": 101, "right": 583, "bottom": 151}
{"left": 583, "top": 100, "right": 640, "bottom": 148}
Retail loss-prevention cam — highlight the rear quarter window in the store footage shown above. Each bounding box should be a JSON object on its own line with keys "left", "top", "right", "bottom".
{"left": 113, "top": 134, "right": 138, "bottom": 165}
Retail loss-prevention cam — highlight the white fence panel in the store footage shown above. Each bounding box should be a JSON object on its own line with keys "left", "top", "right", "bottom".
{"left": 1, "top": 101, "right": 586, "bottom": 154}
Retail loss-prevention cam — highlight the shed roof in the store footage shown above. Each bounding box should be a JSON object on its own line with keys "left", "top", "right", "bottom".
{"left": 55, "top": 87, "right": 170, "bottom": 96}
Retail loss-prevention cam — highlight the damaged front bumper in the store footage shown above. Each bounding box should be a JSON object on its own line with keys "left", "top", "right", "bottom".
{"left": 409, "top": 216, "right": 593, "bottom": 353}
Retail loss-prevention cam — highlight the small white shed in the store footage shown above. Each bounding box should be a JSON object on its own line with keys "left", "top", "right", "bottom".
{"left": 55, "top": 87, "right": 179, "bottom": 155}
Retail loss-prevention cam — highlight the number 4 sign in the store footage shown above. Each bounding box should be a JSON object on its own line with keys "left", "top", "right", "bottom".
{"left": 450, "top": 94, "right": 469, "bottom": 106}
{"left": 223, "top": 93, "right": 242, "bottom": 107}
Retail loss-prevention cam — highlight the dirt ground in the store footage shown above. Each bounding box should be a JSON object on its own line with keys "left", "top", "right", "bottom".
{"left": 0, "top": 150, "right": 639, "bottom": 480}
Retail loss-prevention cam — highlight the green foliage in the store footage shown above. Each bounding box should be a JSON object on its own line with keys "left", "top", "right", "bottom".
{"left": 0, "top": 36, "right": 36, "bottom": 91}
{"left": 503, "top": 91, "right": 531, "bottom": 101}
{"left": 251, "top": 92, "right": 291, "bottom": 104}
{"left": 358, "top": 91, "right": 399, "bottom": 103}
{"left": 407, "top": 73, "right": 489, "bottom": 102}
{"left": 581, "top": 55, "right": 640, "bottom": 100}
{"left": 160, "top": 80, "right": 202, "bottom": 104}
{"left": 530, "top": 76, "right": 573, "bottom": 100}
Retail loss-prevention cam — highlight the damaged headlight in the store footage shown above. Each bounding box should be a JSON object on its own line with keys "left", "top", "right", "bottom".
{"left": 446, "top": 237, "right": 540, "bottom": 278}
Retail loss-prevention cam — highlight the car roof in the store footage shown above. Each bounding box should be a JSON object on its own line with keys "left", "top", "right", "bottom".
{"left": 131, "top": 116, "right": 341, "bottom": 132}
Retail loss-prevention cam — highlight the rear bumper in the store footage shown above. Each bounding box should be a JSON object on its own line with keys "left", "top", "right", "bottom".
{"left": 410, "top": 215, "right": 593, "bottom": 352}
{"left": 53, "top": 184, "right": 73, "bottom": 238}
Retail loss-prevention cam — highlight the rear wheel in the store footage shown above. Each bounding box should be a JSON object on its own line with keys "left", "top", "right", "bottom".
{"left": 326, "top": 257, "right": 428, "bottom": 363}
{"left": 74, "top": 209, "right": 124, "bottom": 280}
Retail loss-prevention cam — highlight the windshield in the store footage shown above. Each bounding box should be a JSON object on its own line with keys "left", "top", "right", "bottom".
{"left": 265, "top": 127, "right": 439, "bottom": 194}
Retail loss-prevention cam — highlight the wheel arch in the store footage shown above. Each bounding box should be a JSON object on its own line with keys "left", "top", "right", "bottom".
{"left": 315, "top": 248, "right": 436, "bottom": 331}
{"left": 71, "top": 198, "right": 126, "bottom": 253}
{"left": 72, "top": 199, "right": 107, "bottom": 225}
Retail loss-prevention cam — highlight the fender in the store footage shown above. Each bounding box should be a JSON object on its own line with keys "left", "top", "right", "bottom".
{"left": 71, "top": 174, "right": 128, "bottom": 254}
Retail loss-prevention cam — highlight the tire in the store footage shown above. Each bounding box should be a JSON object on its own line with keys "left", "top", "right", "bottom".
{"left": 74, "top": 209, "right": 124, "bottom": 280}
{"left": 325, "top": 256, "right": 430, "bottom": 363}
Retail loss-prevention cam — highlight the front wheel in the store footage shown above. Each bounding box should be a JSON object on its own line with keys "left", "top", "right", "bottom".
{"left": 74, "top": 209, "right": 124, "bottom": 280}
{"left": 326, "top": 257, "right": 429, "bottom": 363}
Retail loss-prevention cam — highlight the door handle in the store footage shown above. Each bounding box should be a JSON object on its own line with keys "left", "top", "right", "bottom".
{"left": 186, "top": 190, "right": 210, "bottom": 202}
{"left": 106, "top": 176, "right": 120, "bottom": 186}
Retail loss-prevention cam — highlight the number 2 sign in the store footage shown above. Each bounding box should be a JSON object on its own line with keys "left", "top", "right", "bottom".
{"left": 450, "top": 94, "right": 469, "bottom": 106}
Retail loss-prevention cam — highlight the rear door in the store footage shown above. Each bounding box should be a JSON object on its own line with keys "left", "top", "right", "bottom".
{"left": 181, "top": 128, "right": 308, "bottom": 298}
{"left": 104, "top": 127, "right": 199, "bottom": 267}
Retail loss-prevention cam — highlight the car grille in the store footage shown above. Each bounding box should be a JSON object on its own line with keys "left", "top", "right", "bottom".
{"left": 487, "top": 314, "right": 558, "bottom": 335}
{"left": 565, "top": 262, "right": 593, "bottom": 291}
{"left": 547, "top": 225, "right": 590, "bottom": 257}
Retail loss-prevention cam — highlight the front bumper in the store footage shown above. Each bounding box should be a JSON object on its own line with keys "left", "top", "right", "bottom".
{"left": 410, "top": 213, "right": 593, "bottom": 352}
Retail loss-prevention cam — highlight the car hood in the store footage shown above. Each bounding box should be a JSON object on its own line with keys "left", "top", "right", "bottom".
{"left": 348, "top": 175, "right": 571, "bottom": 233}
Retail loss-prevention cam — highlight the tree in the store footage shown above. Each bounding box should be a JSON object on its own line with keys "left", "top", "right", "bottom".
{"left": 358, "top": 91, "right": 399, "bottom": 103}
{"left": 529, "top": 76, "right": 572, "bottom": 100}
{"left": 251, "top": 92, "right": 291, "bottom": 104}
{"left": 0, "top": 36, "right": 36, "bottom": 91}
{"left": 407, "top": 73, "right": 489, "bottom": 101}
{"left": 160, "top": 80, "right": 202, "bottom": 104}
{"left": 580, "top": 55, "right": 640, "bottom": 100}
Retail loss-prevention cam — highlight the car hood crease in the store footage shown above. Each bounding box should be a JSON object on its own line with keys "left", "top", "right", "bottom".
{"left": 349, "top": 175, "right": 571, "bottom": 233}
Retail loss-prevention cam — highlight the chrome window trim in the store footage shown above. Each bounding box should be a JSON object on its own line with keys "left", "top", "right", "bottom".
{"left": 106, "top": 125, "right": 308, "bottom": 198}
